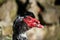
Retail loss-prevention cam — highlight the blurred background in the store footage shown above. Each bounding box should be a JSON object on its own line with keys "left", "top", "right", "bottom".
{"left": 0, "top": 0, "right": 60, "bottom": 40}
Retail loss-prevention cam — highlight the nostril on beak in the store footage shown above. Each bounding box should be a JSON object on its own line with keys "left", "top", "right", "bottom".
{"left": 23, "top": 37, "right": 28, "bottom": 40}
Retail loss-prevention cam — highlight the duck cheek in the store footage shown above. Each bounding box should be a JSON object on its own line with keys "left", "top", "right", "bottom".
{"left": 17, "top": 33, "right": 28, "bottom": 40}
